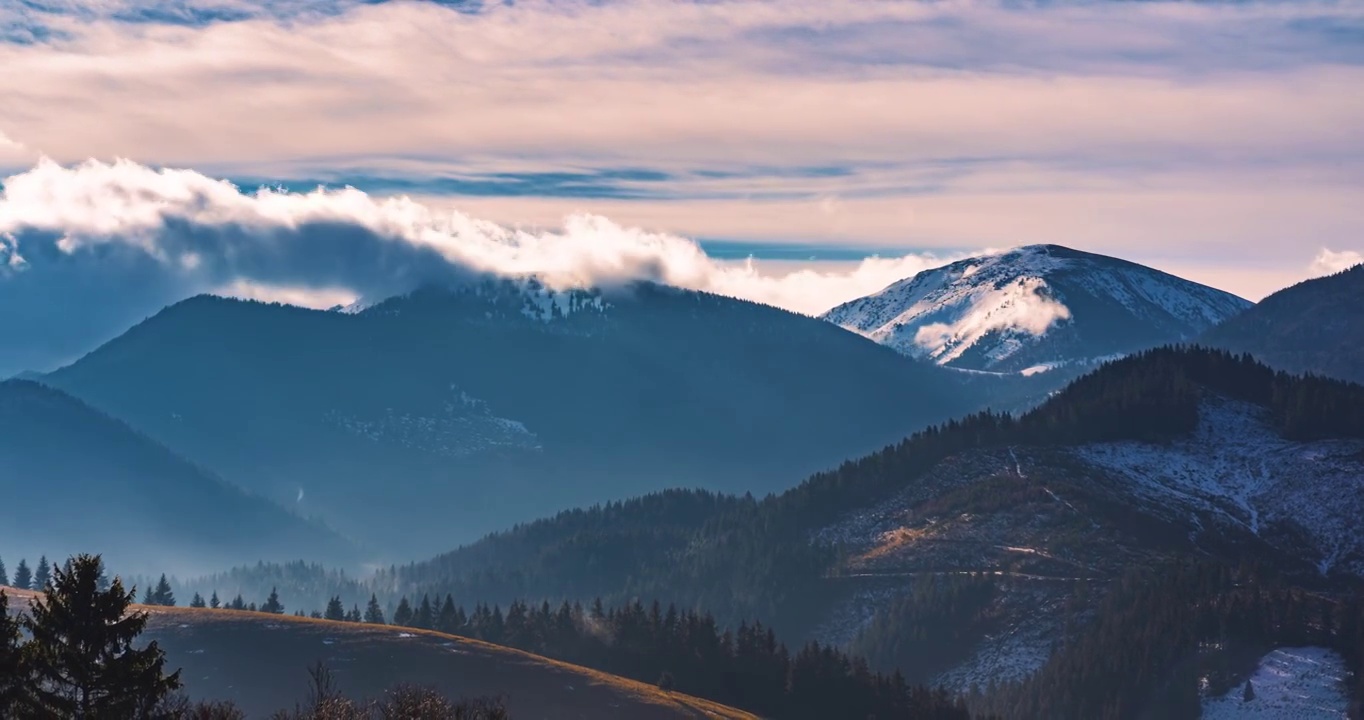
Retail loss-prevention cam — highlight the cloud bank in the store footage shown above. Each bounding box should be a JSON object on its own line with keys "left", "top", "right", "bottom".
{"left": 0, "top": 159, "right": 954, "bottom": 375}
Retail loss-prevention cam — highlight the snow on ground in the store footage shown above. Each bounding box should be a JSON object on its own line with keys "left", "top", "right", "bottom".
{"left": 821, "top": 244, "right": 1248, "bottom": 371}
{"left": 931, "top": 583, "right": 1065, "bottom": 693}
{"left": 1078, "top": 397, "right": 1364, "bottom": 577}
{"left": 1202, "top": 647, "right": 1350, "bottom": 719}
{"left": 822, "top": 247, "right": 1072, "bottom": 367}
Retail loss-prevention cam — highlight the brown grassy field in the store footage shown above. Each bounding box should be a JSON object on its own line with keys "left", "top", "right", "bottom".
{"left": 2, "top": 587, "right": 757, "bottom": 720}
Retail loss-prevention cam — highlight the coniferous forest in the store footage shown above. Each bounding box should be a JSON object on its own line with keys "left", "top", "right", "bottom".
{"left": 6, "top": 348, "right": 1364, "bottom": 718}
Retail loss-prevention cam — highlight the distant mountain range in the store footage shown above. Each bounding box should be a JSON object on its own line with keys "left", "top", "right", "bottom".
{"left": 823, "top": 245, "right": 1250, "bottom": 374}
{"left": 0, "top": 380, "right": 353, "bottom": 576}
{"left": 41, "top": 280, "right": 996, "bottom": 559}
{"left": 1203, "top": 262, "right": 1364, "bottom": 385}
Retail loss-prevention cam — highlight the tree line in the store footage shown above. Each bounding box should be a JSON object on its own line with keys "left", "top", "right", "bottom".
{"left": 0, "top": 553, "right": 507, "bottom": 719}
{"left": 311, "top": 590, "right": 981, "bottom": 720}
{"left": 974, "top": 560, "right": 1364, "bottom": 720}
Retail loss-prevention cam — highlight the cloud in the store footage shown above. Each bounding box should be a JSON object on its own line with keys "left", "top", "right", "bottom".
{"left": 1310, "top": 249, "right": 1364, "bottom": 277}
{"left": 0, "top": 158, "right": 956, "bottom": 375}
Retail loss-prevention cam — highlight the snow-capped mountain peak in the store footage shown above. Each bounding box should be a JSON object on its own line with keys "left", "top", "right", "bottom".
{"left": 821, "top": 244, "right": 1251, "bottom": 373}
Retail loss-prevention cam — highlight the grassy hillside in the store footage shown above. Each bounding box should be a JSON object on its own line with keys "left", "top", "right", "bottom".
{"left": 1, "top": 587, "right": 754, "bottom": 720}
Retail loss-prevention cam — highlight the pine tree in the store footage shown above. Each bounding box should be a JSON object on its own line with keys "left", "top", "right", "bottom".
{"left": 393, "top": 596, "right": 414, "bottom": 627}
{"left": 346, "top": 605, "right": 362, "bottom": 623}
{"left": 364, "top": 594, "right": 386, "bottom": 624}
{"left": 150, "top": 575, "right": 175, "bottom": 607}
{"left": 190, "top": 593, "right": 206, "bottom": 609}
{"left": 324, "top": 596, "right": 346, "bottom": 622}
{"left": 209, "top": 591, "right": 220, "bottom": 609}
{"left": 261, "top": 587, "right": 284, "bottom": 614}
{"left": 0, "top": 591, "right": 26, "bottom": 713}
{"left": 34, "top": 556, "right": 51, "bottom": 590}
{"left": 22, "top": 554, "right": 182, "bottom": 717}
{"left": 0, "top": 556, "right": 8, "bottom": 587}
{"left": 229, "top": 594, "right": 246, "bottom": 611}
{"left": 416, "top": 594, "right": 434, "bottom": 629}
{"left": 14, "top": 560, "right": 31, "bottom": 591}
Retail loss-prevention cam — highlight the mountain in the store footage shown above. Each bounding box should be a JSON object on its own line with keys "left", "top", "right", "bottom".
{"left": 1202, "top": 262, "right": 1364, "bottom": 384}
{"left": 0, "top": 380, "right": 353, "bottom": 576}
{"left": 372, "top": 347, "right": 1364, "bottom": 705}
{"left": 0, "top": 589, "right": 756, "bottom": 719}
{"left": 822, "top": 245, "right": 1251, "bottom": 374}
{"left": 42, "top": 280, "right": 992, "bottom": 559}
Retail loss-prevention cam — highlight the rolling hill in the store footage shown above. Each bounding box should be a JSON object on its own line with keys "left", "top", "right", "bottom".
{"left": 823, "top": 245, "right": 1250, "bottom": 374}
{"left": 0, "top": 588, "right": 754, "bottom": 720}
{"left": 42, "top": 279, "right": 992, "bottom": 558}
{"left": 0, "top": 380, "right": 353, "bottom": 576}
{"left": 1202, "top": 262, "right": 1364, "bottom": 384}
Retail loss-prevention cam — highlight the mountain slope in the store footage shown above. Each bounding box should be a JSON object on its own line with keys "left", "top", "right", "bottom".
{"left": 43, "top": 280, "right": 988, "bottom": 558}
{"left": 1202, "top": 262, "right": 1364, "bottom": 384}
{"left": 0, "top": 380, "right": 353, "bottom": 576}
{"left": 822, "top": 245, "right": 1250, "bottom": 374}
{"left": 376, "top": 348, "right": 1364, "bottom": 696}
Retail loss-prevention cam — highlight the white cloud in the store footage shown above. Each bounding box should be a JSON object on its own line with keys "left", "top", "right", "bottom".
{"left": 1310, "top": 248, "right": 1364, "bottom": 277}
{"left": 0, "top": 156, "right": 961, "bottom": 372}
{"left": 0, "top": 158, "right": 959, "bottom": 314}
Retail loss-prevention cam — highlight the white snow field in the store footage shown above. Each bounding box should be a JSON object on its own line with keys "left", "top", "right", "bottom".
{"left": 1202, "top": 647, "right": 1351, "bottom": 719}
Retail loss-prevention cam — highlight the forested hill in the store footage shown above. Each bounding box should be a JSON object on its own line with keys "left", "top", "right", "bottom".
{"left": 44, "top": 282, "right": 993, "bottom": 558}
{"left": 0, "top": 380, "right": 354, "bottom": 575}
{"left": 777, "top": 345, "right": 1364, "bottom": 531}
{"left": 1202, "top": 262, "right": 1364, "bottom": 384}
{"left": 368, "top": 346, "right": 1364, "bottom": 635}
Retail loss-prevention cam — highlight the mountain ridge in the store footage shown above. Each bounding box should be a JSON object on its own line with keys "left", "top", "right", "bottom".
{"left": 42, "top": 281, "right": 996, "bottom": 559}
{"left": 822, "top": 245, "right": 1251, "bottom": 374}
{"left": 1202, "top": 262, "right": 1364, "bottom": 385}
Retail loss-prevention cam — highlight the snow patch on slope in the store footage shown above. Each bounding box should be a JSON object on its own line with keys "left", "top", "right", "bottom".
{"left": 1078, "top": 398, "right": 1364, "bottom": 576}
{"left": 822, "top": 244, "right": 1250, "bottom": 372}
{"left": 824, "top": 246, "right": 1072, "bottom": 367}
{"left": 1202, "top": 647, "right": 1350, "bottom": 719}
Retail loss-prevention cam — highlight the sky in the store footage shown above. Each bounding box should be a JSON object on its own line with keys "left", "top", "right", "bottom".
{"left": 0, "top": 0, "right": 1362, "bottom": 374}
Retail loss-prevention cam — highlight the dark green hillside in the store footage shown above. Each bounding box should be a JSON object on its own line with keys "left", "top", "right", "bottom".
{"left": 376, "top": 347, "right": 1364, "bottom": 635}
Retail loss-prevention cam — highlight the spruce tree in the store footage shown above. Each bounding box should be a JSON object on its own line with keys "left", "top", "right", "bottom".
{"left": 228, "top": 595, "right": 245, "bottom": 611}
{"left": 416, "top": 594, "right": 434, "bottom": 629}
{"left": 364, "top": 594, "right": 386, "bottom": 624}
{"left": 189, "top": 593, "right": 206, "bottom": 609}
{"left": 209, "top": 591, "right": 220, "bottom": 609}
{"left": 393, "top": 597, "right": 414, "bottom": 627}
{"left": 14, "top": 559, "right": 32, "bottom": 591}
{"left": 150, "top": 575, "right": 175, "bottom": 607}
{"left": 347, "top": 605, "right": 362, "bottom": 623}
{"left": 261, "top": 588, "right": 284, "bottom": 614}
{"left": 0, "top": 556, "right": 8, "bottom": 587}
{"left": 0, "top": 591, "right": 26, "bottom": 713}
{"left": 22, "top": 554, "right": 182, "bottom": 717}
{"left": 34, "top": 556, "right": 51, "bottom": 590}
{"left": 324, "top": 596, "right": 346, "bottom": 622}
